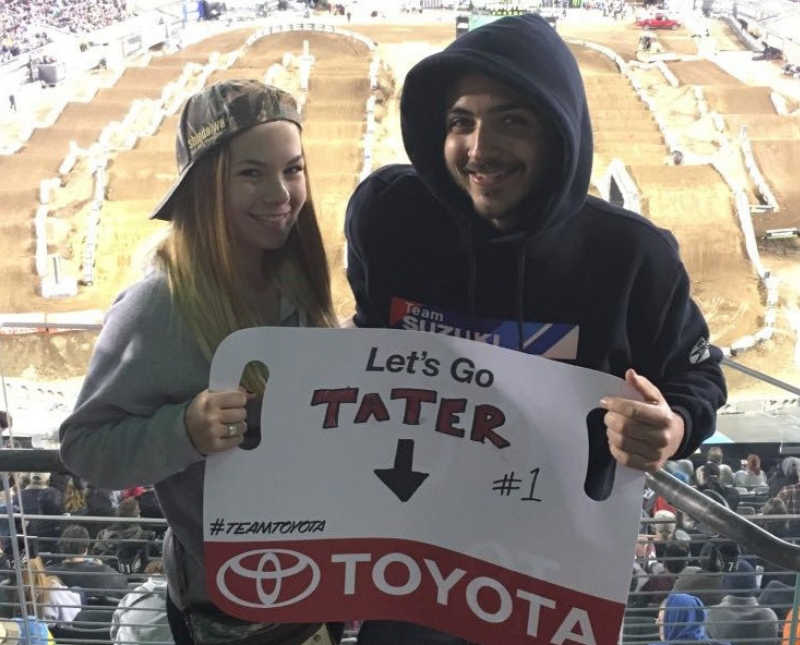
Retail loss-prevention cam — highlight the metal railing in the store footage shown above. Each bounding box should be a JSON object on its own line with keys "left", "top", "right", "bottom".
{"left": 1, "top": 456, "right": 800, "bottom": 643}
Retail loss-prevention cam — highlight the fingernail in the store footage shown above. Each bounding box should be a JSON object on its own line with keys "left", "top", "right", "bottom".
{"left": 599, "top": 398, "right": 609, "bottom": 407}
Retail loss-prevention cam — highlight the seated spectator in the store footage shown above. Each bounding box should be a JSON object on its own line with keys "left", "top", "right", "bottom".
{"left": 93, "top": 498, "right": 155, "bottom": 573}
{"left": 734, "top": 454, "right": 768, "bottom": 489}
{"left": 641, "top": 541, "right": 690, "bottom": 607}
{"left": 653, "top": 510, "right": 677, "bottom": 555}
{"left": 760, "top": 497, "right": 792, "bottom": 540}
{"left": 47, "top": 472, "right": 69, "bottom": 497}
{"left": 636, "top": 533, "right": 657, "bottom": 572}
{"left": 769, "top": 457, "right": 800, "bottom": 499}
{"left": 698, "top": 463, "right": 740, "bottom": 511}
{"left": 783, "top": 607, "right": 800, "bottom": 645}
{"left": 0, "top": 0, "right": 129, "bottom": 62}
{"left": 63, "top": 477, "right": 86, "bottom": 515}
{"left": 19, "top": 474, "right": 48, "bottom": 514}
{"left": 757, "top": 497, "right": 796, "bottom": 591}
{"left": 0, "top": 617, "right": 53, "bottom": 645}
{"left": 80, "top": 487, "right": 114, "bottom": 537}
{"left": 26, "top": 488, "right": 65, "bottom": 559}
{"left": 111, "top": 560, "right": 173, "bottom": 645}
{"left": 777, "top": 464, "right": 800, "bottom": 515}
{"left": 137, "top": 486, "right": 164, "bottom": 522}
{"left": 760, "top": 580, "right": 794, "bottom": 622}
{"left": 697, "top": 447, "right": 733, "bottom": 487}
{"left": 628, "top": 561, "right": 650, "bottom": 609}
{"left": 22, "top": 553, "right": 82, "bottom": 624}
{"left": 652, "top": 593, "right": 730, "bottom": 644}
{"left": 50, "top": 525, "right": 128, "bottom": 599}
{"left": 676, "top": 510, "right": 711, "bottom": 563}
{"left": 673, "top": 542, "right": 733, "bottom": 606}
{"left": 706, "top": 558, "right": 780, "bottom": 644}
{"left": 651, "top": 469, "right": 689, "bottom": 515}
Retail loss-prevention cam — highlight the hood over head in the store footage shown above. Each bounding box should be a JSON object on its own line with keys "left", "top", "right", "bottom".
{"left": 661, "top": 593, "right": 709, "bottom": 642}
{"left": 401, "top": 13, "right": 592, "bottom": 239}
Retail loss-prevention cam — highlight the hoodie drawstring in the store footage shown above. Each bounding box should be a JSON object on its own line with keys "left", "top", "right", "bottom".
{"left": 462, "top": 225, "right": 529, "bottom": 350}
{"left": 515, "top": 239, "right": 528, "bottom": 352}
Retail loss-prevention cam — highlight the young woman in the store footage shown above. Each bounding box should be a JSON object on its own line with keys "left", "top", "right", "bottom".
{"left": 59, "top": 80, "right": 337, "bottom": 645}
{"left": 22, "top": 555, "right": 82, "bottom": 625}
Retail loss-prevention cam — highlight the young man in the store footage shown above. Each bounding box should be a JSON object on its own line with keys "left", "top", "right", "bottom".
{"left": 346, "top": 14, "right": 726, "bottom": 642}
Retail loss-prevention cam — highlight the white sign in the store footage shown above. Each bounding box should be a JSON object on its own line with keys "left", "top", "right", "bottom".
{"left": 204, "top": 328, "right": 644, "bottom": 644}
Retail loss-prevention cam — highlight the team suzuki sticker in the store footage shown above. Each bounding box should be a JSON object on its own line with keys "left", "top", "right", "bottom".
{"left": 390, "top": 297, "right": 579, "bottom": 360}
{"left": 204, "top": 328, "right": 644, "bottom": 643}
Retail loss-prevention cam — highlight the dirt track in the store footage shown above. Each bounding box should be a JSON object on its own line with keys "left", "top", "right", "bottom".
{"left": 1, "top": 18, "right": 798, "bottom": 396}
{"left": 0, "top": 30, "right": 253, "bottom": 313}
{"left": 630, "top": 165, "right": 762, "bottom": 347}
{"left": 668, "top": 60, "right": 744, "bottom": 86}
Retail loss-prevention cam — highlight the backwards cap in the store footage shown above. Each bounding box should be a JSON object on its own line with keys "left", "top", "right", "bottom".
{"left": 150, "top": 79, "right": 302, "bottom": 221}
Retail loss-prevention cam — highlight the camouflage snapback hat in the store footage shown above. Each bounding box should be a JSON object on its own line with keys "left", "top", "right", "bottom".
{"left": 150, "top": 79, "right": 302, "bottom": 220}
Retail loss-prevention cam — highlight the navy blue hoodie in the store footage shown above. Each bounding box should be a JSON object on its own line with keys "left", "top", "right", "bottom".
{"left": 345, "top": 13, "right": 726, "bottom": 459}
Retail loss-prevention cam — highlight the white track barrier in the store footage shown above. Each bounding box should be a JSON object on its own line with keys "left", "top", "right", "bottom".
{"left": 739, "top": 125, "right": 780, "bottom": 211}
{"left": 771, "top": 92, "right": 789, "bottom": 115}
{"left": 598, "top": 159, "right": 642, "bottom": 214}
{"left": 694, "top": 86, "right": 709, "bottom": 116}
{"left": 34, "top": 205, "right": 49, "bottom": 278}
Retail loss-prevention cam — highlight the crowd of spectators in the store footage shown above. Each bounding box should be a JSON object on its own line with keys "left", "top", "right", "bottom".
{"left": 0, "top": 472, "right": 168, "bottom": 644}
{"left": 1, "top": 0, "right": 129, "bottom": 64}
{"left": 3, "top": 454, "right": 800, "bottom": 643}
{"left": 629, "top": 447, "right": 800, "bottom": 644}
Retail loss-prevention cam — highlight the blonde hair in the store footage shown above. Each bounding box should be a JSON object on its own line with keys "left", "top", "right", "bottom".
{"left": 63, "top": 478, "right": 85, "bottom": 514}
{"left": 155, "top": 133, "right": 334, "bottom": 392}
{"left": 22, "top": 556, "right": 66, "bottom": 618}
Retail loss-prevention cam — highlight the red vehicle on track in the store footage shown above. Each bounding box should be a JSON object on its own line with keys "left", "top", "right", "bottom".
{"left": 635, "top": 13, "right": 681, "bottom": 29}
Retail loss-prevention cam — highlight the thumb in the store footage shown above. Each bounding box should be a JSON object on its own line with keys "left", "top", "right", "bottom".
{"left": 625, "top": 369, "right": 664, "bottom": 404}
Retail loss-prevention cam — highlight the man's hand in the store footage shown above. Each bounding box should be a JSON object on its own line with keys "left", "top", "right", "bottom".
{"left": 600, "top": 369, "right": 685, "bottom": 472}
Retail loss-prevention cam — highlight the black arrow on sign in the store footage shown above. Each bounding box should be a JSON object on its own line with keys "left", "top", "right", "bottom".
{"left": 374, "top": 439, "right": 429, "bottom": 502}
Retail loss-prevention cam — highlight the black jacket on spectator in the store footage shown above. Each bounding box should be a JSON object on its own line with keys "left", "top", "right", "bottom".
{"left": 50, "top": 559, "right": 128, "bottom": 598}
{"left": 19, "top": 486, "right": 47, "bottom": 514}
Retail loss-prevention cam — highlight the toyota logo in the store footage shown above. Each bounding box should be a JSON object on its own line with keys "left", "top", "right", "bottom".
{"left": 216, "top": 548, "right": 321, "bottom": 608}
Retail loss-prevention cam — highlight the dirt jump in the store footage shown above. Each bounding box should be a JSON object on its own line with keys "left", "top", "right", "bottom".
{"left": 629, "top": 164, "right": 762, "bottom": 348}
{"left": 0, "top": 18, "right": 797, "bottom": 399}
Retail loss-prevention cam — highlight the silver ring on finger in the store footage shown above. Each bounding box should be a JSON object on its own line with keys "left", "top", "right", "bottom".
{"left": 224, "top": 423, "right": 239, "bottom": 438}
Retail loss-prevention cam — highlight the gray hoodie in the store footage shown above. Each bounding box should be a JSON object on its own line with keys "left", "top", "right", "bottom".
{"left": 59, "top": 272, "right": 299, "bottom": 610}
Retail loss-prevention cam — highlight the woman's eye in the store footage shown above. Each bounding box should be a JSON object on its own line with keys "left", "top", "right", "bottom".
{"left": 285, "top": 164, "right": 305, "bottom": 175}
{"left": 240, "top": 169, "right": 260, "bottom": 178}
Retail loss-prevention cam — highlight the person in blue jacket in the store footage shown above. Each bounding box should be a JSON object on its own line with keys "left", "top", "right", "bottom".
{"left": 346, "top": 13, "right": 726, "bottom": 644}
{"left": 652, "top": 593, "right": 731, "bottom": 645}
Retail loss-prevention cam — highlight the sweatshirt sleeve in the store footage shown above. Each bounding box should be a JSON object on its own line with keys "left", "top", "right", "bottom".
{"left": 645, "top": 265, "right": 727, "bottom": 459}
{"left": 345, "top": 175, "right": 383, "bottom": 328}
{"left": 59, "top": 276, "right": 206, "bottom": 489}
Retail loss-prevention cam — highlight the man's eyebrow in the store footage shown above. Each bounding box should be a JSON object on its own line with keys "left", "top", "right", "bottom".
{"left": 446, "top": 104, "right": 533, "bottom": 115}
{"left": 488, "top": 103, "right": 534, "bottom": 113}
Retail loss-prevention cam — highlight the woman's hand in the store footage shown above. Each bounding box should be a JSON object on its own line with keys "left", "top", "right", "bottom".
{"left": 185, "top": 388, "right": 250, "bottom": 455}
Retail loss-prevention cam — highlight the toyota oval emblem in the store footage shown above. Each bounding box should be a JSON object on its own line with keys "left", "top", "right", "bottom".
{"left": 216, "top": 548, "right": 321, "bottom": 608}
